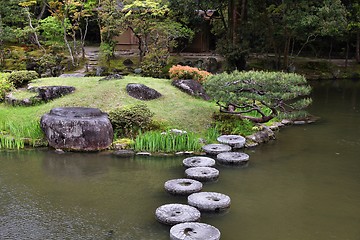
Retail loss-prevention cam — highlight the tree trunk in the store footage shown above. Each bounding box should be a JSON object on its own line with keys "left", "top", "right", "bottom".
{"left": 328, "top": 38, "right": 333, "bottom": 60}
{"left": 62, "top": 19, "right": 75, "bottom": 67}
{"left": 283, "top": 34, "right": 291, "bottom": 69}
{"left": 0, "top": 13, "right": 4, "bottom": 67}
{"left": 25, "top": 7, "right": 45, "bottom": 52}
{"left": 345, "top": 38, "right": 349, "bottom": 68}
{"left": 228, "top": 0, "right": 247, "bottom": 45}
{"left": 228, "top": 0, "right": 239, "bottom": 45}
{"left": 129, "top": 26, "right": 144, "bottom": 62}
{"left": 80, "top": 18, "right": 89, "bottom": 60}
{"left": 356, "top": 30, "right": 360, "bottom": 63}
{"left": 72, "top": 29, "right": 78, "bottom": 65}
{"left": 37, "top": 0, "right": 47, "bottom": 20}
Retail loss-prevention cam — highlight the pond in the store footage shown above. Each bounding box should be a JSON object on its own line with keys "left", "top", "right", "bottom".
{"left": 1, "top": 79, "right": 360, "bottom": 240}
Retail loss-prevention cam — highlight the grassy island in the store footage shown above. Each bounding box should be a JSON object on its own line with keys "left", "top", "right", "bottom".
{"left": 0, "top": 76, "right": 218, "bottom": 150}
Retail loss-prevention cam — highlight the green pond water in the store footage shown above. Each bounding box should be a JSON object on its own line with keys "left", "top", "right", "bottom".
{"left": 1, "top": 79, "right": 360, "bottom": 240}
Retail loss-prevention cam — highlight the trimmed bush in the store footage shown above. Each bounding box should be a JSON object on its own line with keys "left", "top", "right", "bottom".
{"left": 169, "top": 65, "right": 211, "bottom": 83}
{"left": 0, "top": 72, "right": 13, "bottom": 101}
{"left": 108, "top": 104, "right": 155, "bottom": 137}
{"left": 204, "top": 70, "right": 312, "bottom": 123}
{"left": 8, "top": 70, "right": 39, "bottom": 88}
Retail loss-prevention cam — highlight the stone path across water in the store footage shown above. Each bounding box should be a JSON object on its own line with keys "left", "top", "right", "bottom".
{"left": 155, "top": 134, "right": 250, "bottom": 239}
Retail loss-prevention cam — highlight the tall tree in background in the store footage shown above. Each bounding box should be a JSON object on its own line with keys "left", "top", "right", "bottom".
{"left": 19, "top": 0, "right": 45, "bottom": 52}
{"left": 121, "top": 0, "right": 172, "bottom": 62}
{"left": 48, "top": 0, "right": 95, "bottom": 66}
{"left": 121, "top": 0, "right": 193, "bottom": 63}
{"left": 97, "top": 0, "right": 123, "bottom": 60}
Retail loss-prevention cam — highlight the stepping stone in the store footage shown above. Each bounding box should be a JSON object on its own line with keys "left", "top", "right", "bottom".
{"left": 183, "top": 156, "right": 216, "bottom": 168}
{"left": 185, "top": 167, "right": 219, "bottom": 182}
{"left": 188, "top": 192, "right": 231, "bottom": 212}
{"left": 164, "top": 178, "right": 203, "bottom": 195}
{"left": 217, "top": 152, "right": 249, "bottom": 166}
{"left": 202, "top": 144, "right": 231, "bottom": 155}
{"left": 170, "top": 222, "right": 221, "bottom": 240}
{"left": 155, "top": 204, "right": 201, "bottom": 225}
{"left": 217, "top": 134, "right": 246, "bottom": 149}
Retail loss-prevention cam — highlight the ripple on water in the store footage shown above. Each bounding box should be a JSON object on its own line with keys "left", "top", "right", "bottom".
{"left": 0, "top": 185, "right": 118, "bottom": 240}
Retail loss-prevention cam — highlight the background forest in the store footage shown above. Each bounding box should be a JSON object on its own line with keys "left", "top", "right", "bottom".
{"left": 0, "top": 0, "right": 359, "bottom": 76}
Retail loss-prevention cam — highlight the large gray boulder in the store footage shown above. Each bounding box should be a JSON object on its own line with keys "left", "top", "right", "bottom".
{"left": 126, "top": 83, "right": 162, "bottom": 100}
{"left": 40, "top": 107, "right": 113, "bottom": 151}
{"left": 171, "top": 79, "right": 210, "bottom": 100}
{"left": 5, "top": 86, "right": 75, "bottom": 106}
{"left": 30, "top": 86, "right": 75, "bottom": 101}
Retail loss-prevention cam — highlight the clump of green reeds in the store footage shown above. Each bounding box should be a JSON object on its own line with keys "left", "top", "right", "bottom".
{"left": 133, "top": 130, "right": 202, "bottom": 153}
{"left": 0, "top": 120, "right": 45, "bottom": 149}
{"left": 0, "top": 135, "right": 25, "bottom": 149}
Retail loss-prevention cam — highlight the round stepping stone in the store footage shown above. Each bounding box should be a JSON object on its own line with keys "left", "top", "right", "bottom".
{"left": 155, "top": 204, "right": 201, "bottom": 225}
{"left": 217, "top": 134, "right": 246, "bottom": 149}
{"left": 183, "top": 156, "right": 216, "bottom": 168}
{"left": 164, "top": 178, "right": 203, "bottom": 195}
{"left": 188, "top": 192, "right": 231, "bottom": 212}
{"left": 202, "top": 144, "right": 231, "bottom": 155}
{"left": 217, "top": 152, "right": 250, "bottom": 165}
{"left": 185, "top": 167, "right": 219, "bottom": 182}
{"left": 170, "top": 222, "right": 221, "bottom": 240}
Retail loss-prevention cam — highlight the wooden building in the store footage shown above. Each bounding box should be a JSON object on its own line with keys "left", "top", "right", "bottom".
{"left": 113, "top": 10, "right": 217, "bottom": 53}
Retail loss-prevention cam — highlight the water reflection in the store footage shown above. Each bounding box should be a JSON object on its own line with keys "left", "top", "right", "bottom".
{"left": 42, "top": 152, "right": 111, "bottom": 178}
{"left": 1, "top": 79, "right": 360, "bottom": 239}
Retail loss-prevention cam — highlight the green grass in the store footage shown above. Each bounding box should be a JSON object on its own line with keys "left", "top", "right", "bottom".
{"left": 26, "top": 76, "right": 217, "bottom": 132}
{"left": 0, "top": 76, "right": 217, "bottom": 149}
{"left": 0, "top": 119, "right": 44, "bottom": 149}
{"left": 9, "top": 89, "right": 38, "bottom": 99}
{"left": 133, "top": 130, "right": 202, "bottom": 153}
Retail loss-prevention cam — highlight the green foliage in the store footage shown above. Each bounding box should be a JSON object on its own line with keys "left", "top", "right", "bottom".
{"left": 8, "top": 70, "right": 38, "bottom": 88}
{"left": 204, "top": 125, "right": 221, "bottom": 144}
{"left": 216, "top": 41, "right": 248, "bottom": 72}
{"left": 212, "top": 113, "right": 257, "bottom": 136}
{"left": 97, "top": 0, "right": 122, "bottom": 46}
{"left": 141, "top": 48, "right": 170, "bottom": 78}
{"left": 108, "top": 103, "right": 155, "bottom": 137}
{"left": 204, "top": 70, "right": 312, "bottom": 123}
{"left": 99, "top": 42, "right": 114, "bottom": 65}
{"left": 39, "top": 16, "right": 66, "bottom": 44}
{"left": 122, "top": 0, "right": 193, "bottom": 62}
{"left": 0, "top": 72, "right": 13, "bottom": 101}
{"left": 133, "top": 130, "right": 202, "bottom": 153}
{"left": 37, "top": 54, "right": 65, "bottom": 77}
{"left": 0, "top": 120, "right": 45, "bottom": 149}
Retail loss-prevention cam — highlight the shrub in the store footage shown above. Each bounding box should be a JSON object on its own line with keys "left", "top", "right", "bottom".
{"left": 212, "top": 113, "right": 257, "bottom": 136}
{"left": 108, "top": 104, "right": 155, "bottom": 137}
{"left": 204, "top": 70, "right": 312, "bottom": 123}
{"left": 141, "top": 48, "right": 169, "bottom": 78}
{"left": 0, "top": 72, "right": 13, "bottom": 101}
{"left": 8, "top": 70, "right": 38, "bottom": 88}
{"left": 169, "top": 65, "right": 211, "bottom": 83}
